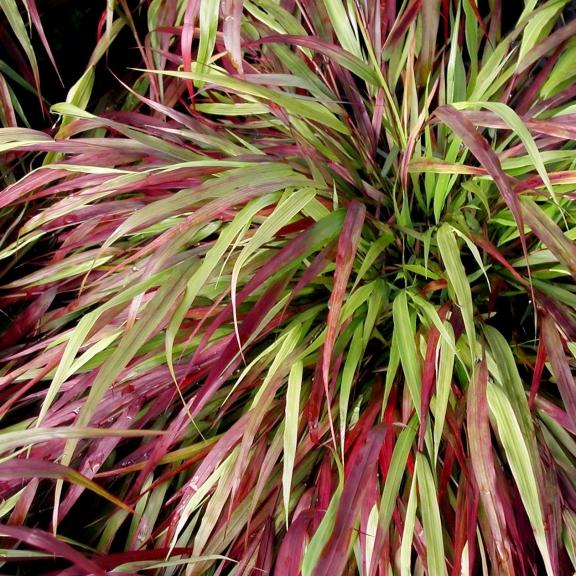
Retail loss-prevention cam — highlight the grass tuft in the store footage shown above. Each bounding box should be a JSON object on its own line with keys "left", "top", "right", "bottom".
{"left": 0, "top": 1, "right": 575, "bottom": 574}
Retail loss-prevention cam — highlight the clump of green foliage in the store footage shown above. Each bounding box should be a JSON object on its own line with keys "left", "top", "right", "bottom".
{"left": 0, "top": 1, "right": 575, "bottom": 574}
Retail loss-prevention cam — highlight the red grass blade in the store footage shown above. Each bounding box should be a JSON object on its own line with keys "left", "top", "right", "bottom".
{"left": 385, "top": 0, "right": 422, "bottom": 48}
{"left": 321, "top": 201, "right": 365, "bottom": 446}
{"left": 322, "top": 202, "right": 366, "bottom": 388}
{"left": 418, "top": 303, "right": 449, "bottom": 451}
{"left": 541, "top": 314, "right": 576, "bottom": 429}
{"left": 180, "top": 0, "right": 200, "bottom": 100}
{"left": 0, "top": 459, "right": 133, "bottom": 514}
{"left": 314, "top": 425, "right": 387, "bottom": 575}
{"left": 522, "top": 199, "right": 576, "bottom": 280}
{"left": 275, "top": 510, "right": 314, "bottom": 575}
{"left": 0, "top": 287, "right": 56, "bottom": 348}
{"left": 0, "top": 524, "right": 106, "bottom": 575}
{"left": 529, "top": 338, "right": 546, "bottom": 408}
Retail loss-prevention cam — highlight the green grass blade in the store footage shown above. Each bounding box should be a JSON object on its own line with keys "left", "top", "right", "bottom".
{"left": 417, "top": 453, "right": 447, "bottom": 576}
{"left": 283, "top": 360, "right": 303, "bottom": 526}
{"left": 392, "top": 292, "right": 421, "bottom": 418}
{"left": 487, "top": 383, "right": 554, "bottom": 575}
{"left": 437, "top": 224, "right": 476, "bottom": 357}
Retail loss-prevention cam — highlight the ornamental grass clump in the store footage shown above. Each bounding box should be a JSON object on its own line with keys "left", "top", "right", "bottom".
{"left": 0, "top": 1, "right": 575, "bottom": 574}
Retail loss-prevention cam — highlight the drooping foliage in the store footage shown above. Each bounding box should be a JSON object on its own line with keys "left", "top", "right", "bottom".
{"left": 0, "top": 1, "right": 575, "bottom": 574}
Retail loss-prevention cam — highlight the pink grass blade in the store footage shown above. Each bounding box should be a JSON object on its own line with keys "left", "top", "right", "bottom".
{"left": 25, "top": 0, "right": 62, "bottom": 84}
{"left": 435, "top": 106, "right": 524, "bottom": 237}
{"left": 0, "top": 72, "right": 17, "bottom": 127}
{"left": 252, "top": 35, "right": 380, "bottom": 86}
{"left": 467, "top": 356, "right": 515, "bottom": 573}
{"left": 419, "top": 0, "right": 440, "bottom": 83}
{"left": 516, "top": 19, "right": 576, "bottom": 75}
{"left": 223, "top": 0, "right": 244, "bottom": 72}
